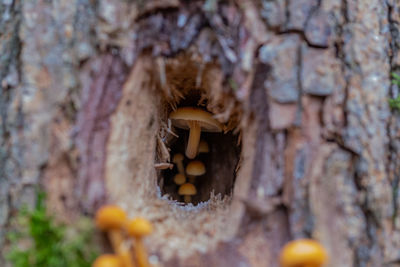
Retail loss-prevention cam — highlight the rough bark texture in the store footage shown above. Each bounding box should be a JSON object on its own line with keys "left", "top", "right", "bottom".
{"left": 1, "top": 0, "right": 400, "bottom": 266}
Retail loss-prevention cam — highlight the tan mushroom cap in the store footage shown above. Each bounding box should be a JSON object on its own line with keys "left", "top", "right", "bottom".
{"left": 198, "top": 140, "right": 209, "bottom": 153}
{"left": 186, "top": 160, "right": 206, "bottom": 176}
{"left": 170, "top": 107, "right": 223, "bottom": 159}
{"left": 178, "top": 183, "right": 197, "bottom": 195}
{"left": 169, "top": 107, "right": 223, "bottom": 132}
{"left": 172, "top": 153, "right": 184, "bottom": 162}
{"left": 173, "top": 173, "right": 186, "bottom": 185}
{"left": 172, "top": 153, "right": 185, "bottom": 174}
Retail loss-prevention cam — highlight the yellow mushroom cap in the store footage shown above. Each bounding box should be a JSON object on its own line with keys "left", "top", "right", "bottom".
{"left": 169, "top": 107, "right": 223, "bottom": 132}
{"left": 174, "top": 173, "right": 186, "bottom": 185}
{"left": 93, "top": 254, "right": 122, "bottom": 267}
{"left": 279, "top": 239, "right": 328, "bottom": 267}
{"left": 172, "top": 153, "right": 184, "bottom": 162}
{"left": 95, "top": 205, "right": 127, "bottom": 230}
{"left": 127, "top": 217, "right": 153, "bottom": 237}
{"left": 186, "top": 160, "right": 206, "bottom": 176}
{"left": 178, "top": 183, "right": 197, "bottom": 196}
{"left": 198, "top": 140, "right": 209, "bottom": 153}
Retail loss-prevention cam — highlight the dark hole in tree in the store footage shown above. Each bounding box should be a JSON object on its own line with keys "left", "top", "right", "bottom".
{"left": 159, "top": 90, "right": 241, "bottom": 205}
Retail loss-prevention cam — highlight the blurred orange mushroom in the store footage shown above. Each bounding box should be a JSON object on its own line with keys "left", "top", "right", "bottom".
{"left": 127, "top": 217, "right": 154, "bottom": 267}
{"left": 95, "top": 205, "right": 134, "bottom": 267}
{"left": 93, "top": 254, "right": 123, "bottom": 267}
{"left": 279, "top": 239, "right": 328, "bottom": 267}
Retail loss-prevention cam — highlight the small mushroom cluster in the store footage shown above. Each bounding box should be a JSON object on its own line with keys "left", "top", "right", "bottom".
{"left": 172, "top": 141, "right": 208, "bottom": 203}
{"left": 93, "top": 205, "right": 154, "bottom": 267}
{"left": 169, "top": 107, "right": 221, "bottom": 204}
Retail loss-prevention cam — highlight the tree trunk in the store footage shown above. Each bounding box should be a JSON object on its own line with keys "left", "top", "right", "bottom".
{"left": 1, "top": 0, "right": 400, "bottom": 266}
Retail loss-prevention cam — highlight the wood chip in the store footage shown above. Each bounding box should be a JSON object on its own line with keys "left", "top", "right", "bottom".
{"left": 154, "top": 163, "right": 173, "bottom": 169}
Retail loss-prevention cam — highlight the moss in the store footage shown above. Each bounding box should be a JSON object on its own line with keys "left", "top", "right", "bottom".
{"left": 228, "top": 78, "right": 239, "bottom": 91}
{"left": 389, "top": 73, "right": 400, "bottom": 110}
{"left": 6, "top": 192, "right": 99, "bottom": 267}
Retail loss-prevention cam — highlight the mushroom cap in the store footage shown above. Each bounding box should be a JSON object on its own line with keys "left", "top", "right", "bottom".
{"left": 93, "top": 254, "right": 122, "bottom": 267}
{"left": 95, "top": 205, "right": 127, "bottom": 230}
{"left": 169, "top": 107, "right": 223, "bottom": 132}
{"left": 174, "top": 173, "right": 186, "bottom": 185}
{"left": 186, "top": 160, "right": 206, "bottom": 176}
{"left": 172, "top": 153, "right": 184, "bottom": 162}
{"left": 127, "top": 217, "right": 153, "bottom": 237}
{"left": 198, "top": 140, "right": 209, "bottom": 153}
{"left": 279, "top": 239, "right": 328, "bottom": 267}
{"left": 178, "top": 183, "right": 197, "bottom": 196}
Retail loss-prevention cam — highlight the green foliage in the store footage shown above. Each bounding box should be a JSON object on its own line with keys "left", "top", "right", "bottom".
{"left": 6, "top": 192, "right": 99, "bottom": 267}
{"left": 228, "top": 78, "right": 239, "bottom": 91}
{"left": 389, "top": 73, "right": 400, "bottom": 110}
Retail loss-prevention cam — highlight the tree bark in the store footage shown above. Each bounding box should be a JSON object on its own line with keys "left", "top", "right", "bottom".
{"left": 1, "top": 0, "right": 400, "bottom": 266}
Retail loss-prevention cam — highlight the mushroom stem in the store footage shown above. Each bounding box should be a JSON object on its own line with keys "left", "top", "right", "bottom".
{"left": 134, "top": 237, "right": 150, "bottom": 267}
{"left": 108, "top": 230, "right": 123, "bottom": 253}
{"left": 186, "top": 121, "right": 201, "bottom": 159}
{"left": 176, "top": 161, "right": 185, "bottom": 175}
{"left": 120, "top": 251, "right": 135, "bottom": 267}
{"left": 184, "top": 195, "right": 192, "bottom": 203}
{"left": 109, "top": 230, "right": 134, "bottom": 267}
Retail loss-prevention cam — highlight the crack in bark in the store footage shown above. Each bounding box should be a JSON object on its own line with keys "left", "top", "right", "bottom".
{"left": 278, "top": 0, "right": 328, "bottom": 48}
{"left": 0, "top": 0, "right": 22, "bottom": 261}
{"left": 386, "top": 0, "right": 400, "bottom": 226}
{"left": 75, "top": 54, "right": 127, "bottom": 213}
{"left": 338, "top": 0, "right": 350, "bottom": 132}
{"left": 295, "top": 42, "right": 303, "bottom": 126}
{"left": 277, "top": 29, "right": 329, "bottom": 49}
{"left": 331, "top": 0, "right": 381, "bottom": 265}
{"left": 283, "top": 0, "right": 290, "bottom": 30}
{"left": 335, "top": 0, "right": 350, "bottom": 145}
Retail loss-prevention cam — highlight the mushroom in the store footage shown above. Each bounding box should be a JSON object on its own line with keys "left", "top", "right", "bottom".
{"left": 172, "top": 153, "right": 185, "bottom": 174}
{"left": 173, "top": 173, "right": 186, "bottom": 185}
{"left": 279, "top": 239, "right": 328, "bottom": 267}
{"left": 127, "top": 217, "right": 153, "bottom": 267}
{"left": 95, "top": 205, "right": 134, "bottom": 267}
{"left": 93, "top": 254, "right": 123, "bottom": 267}
{"left": 169, "top": 107, "right": 223, "bottom": 159}
{"left": 178, "top": 183, "right": 197, "bottom": 203}
{"left": 186, "top": 160, "right": 205, "bottom": 183}
{"left": 198, "top": 140, "right": 209, "bottom": 154}
{"left": 154, "top": 162, "right": 173, "bottom": 170}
